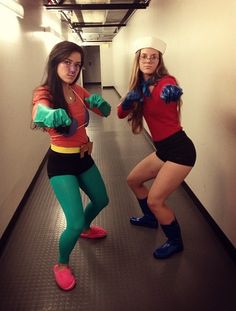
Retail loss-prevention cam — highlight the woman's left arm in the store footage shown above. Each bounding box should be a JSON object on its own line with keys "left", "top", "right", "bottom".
{"left": 159, "top": 76, "right": 183, "bottom": 103}
{"left": 84, "top": 92, "right": 111, "bottom": 117}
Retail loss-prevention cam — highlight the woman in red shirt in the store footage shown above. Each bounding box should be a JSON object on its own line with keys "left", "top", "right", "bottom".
{"left": 117, "top": 36, "right": 196, "bottom": 259}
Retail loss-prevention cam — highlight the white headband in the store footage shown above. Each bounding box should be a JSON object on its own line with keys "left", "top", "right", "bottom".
{"left": 133, "top": 36, "right": 167, "bottom": 54}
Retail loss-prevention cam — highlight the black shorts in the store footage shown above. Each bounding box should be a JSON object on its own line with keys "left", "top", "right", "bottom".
{"left": 154, "top": 131, "right": 196, "bottom": 167}
{"left": 47, "top": 149, "right": 95, "bottom": 178}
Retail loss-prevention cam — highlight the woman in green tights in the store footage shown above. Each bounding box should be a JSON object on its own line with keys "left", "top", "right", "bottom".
{"left": 32, "top": 41, "right": 111, "bottom": 291}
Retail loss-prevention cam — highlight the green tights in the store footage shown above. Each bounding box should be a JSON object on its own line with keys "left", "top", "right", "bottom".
{"left": 50, "top": 164, "right": 109, "bottom": 264}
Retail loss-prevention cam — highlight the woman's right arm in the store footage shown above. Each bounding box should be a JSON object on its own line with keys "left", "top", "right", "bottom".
{"left": 32, "top": 87, "right": 71, "bottom": 128}
{"left": 117, "top": 89, "right": 142, "bottom": 119}
{"left": 117, "top": 102, "right": 131, "bottom": 119}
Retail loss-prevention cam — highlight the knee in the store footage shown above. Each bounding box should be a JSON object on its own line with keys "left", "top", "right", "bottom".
{"left": 102, "top": 194, "right": 109, "bottom": 208}
{"left": 126, "top": 174, "right": 133, "bottom": 187}
{"left": 69, "top": 217, "right": 85, "bottom": 235}
{"left": 147, "top": 195, "right": 164, "bottom": 213}
{"left": 96, "top": 193, "right": 109, "bottom": 210}
{"left": 127, "top": 173, "right": 138, "bottom": 189}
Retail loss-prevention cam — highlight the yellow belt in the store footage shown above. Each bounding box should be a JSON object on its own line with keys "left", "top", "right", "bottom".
{"left": 51, "top": 144, "right": 81, "bottom": 154}
{"left": 51, "top": 141, "right": 93, "bottom": 156}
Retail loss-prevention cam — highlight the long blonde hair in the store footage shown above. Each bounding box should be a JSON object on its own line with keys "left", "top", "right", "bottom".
{"left": 126, "top": 50, "right": 181, "bottom": 134}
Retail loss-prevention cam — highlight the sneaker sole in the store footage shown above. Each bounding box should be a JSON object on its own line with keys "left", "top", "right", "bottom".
{"left": 130, "top": 220, "right": 158, "bottom": 229}
{"left": 80, "top": 234, "right": 107, "bottom": 239}
{"left": 153, "top": 247, "right": 184, "bottom": 259}
{"left": 55, "top": 280, "right": 76, "bottom": 291}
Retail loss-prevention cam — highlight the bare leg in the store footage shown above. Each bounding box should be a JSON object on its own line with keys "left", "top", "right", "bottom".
{"left": 147, "top": 161, "right": 193, "bottom": 259}
{"left": 127, "top": 152, "right": 164, "bottom": 228}
{"left": 127, "top": 152, "right": 194, "bottom": 258}
{"left": 127, "top": 152, "right": 164, "bottom": 198}
{"left": 148, "top": 161, "right": 192, "bottom": 224}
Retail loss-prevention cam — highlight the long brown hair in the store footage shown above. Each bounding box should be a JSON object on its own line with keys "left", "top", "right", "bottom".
{"left": 42, "top": 41, "right": 84, "bottom": 112}
{"left": 32, "top": 41, "right": 84, "bottom": 132}
{"left": 127, "top": 50, "right": 180, "bottom": 134}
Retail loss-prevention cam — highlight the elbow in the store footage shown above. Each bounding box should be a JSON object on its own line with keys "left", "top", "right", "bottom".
{"left": 117, "top": 111, "right": 126, "bottom": 119}
{"left": 117, "top": 105, "right": 127, "bottom": 119}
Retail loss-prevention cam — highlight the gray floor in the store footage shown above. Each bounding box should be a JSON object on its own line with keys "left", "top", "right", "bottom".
{"left": 0, "top": 86, "right": 235, "bottom": 311}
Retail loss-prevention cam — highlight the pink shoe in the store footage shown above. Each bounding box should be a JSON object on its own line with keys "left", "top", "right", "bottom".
{"left": 80, "top": 225, "right": 107, "bottom": 239}
{"left": 53, "top": 264, "right": 76, "bottom": 291}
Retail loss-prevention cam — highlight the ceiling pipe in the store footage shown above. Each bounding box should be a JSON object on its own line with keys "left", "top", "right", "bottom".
{"left": 60, "top": 10, "right": 83, "bottom": 42}
{"left": 44, "top": 1, "right": 151, "bottom": 11}
{"left": 72, "top": 23, "right": 126, "bottom": 28}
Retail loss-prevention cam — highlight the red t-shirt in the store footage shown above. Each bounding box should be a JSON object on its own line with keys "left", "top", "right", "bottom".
{"left": 32, "top": 84, "right": 102, "bottom": 147}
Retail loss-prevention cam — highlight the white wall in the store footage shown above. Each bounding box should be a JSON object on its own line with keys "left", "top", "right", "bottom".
{"left": 100, "top": 43, "right": 114, "bottom": 87}
{"left": 112, "top": 0, "right": 236, "bottom": 246}
{"left": 0, "top": 1, "right": 82, "bottom": 238}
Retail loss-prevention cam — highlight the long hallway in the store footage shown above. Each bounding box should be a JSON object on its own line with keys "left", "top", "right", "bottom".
{"left": 0, "top": 86, "right": 235, "bottom": 311}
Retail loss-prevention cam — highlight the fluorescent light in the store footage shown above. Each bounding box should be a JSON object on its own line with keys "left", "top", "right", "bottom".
{"left": 0, "top": 0, "right": 24, "bottom": 19}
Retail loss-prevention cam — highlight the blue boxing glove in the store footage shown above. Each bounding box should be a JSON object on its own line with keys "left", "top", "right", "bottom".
{"left": 121, "top": 89, "right": 143, "bottom": 110}
{"left": 160, "top": 85, "right": 183, "bottom": 103}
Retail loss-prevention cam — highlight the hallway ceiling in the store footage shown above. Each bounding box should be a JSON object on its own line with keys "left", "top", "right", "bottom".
{"left": 43, "top": 0, "right": 151, "bottom": 43}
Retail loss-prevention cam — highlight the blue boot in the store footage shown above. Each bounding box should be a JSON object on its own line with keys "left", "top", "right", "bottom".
{"left": 130, "top": 198, "right": 158, "bottom": 229}
{"left": 153, "top": 220, "right": 183, "bottom": 259}
{"left": 130, "top": 215, "right": 158, "bottom": 228}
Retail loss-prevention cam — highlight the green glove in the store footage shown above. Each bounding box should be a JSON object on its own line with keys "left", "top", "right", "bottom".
{"left": 34, "top": 104, "right": 72, "bottom": 128}
{"left": 85, "top": 94, "right": 111, "bottom": 117}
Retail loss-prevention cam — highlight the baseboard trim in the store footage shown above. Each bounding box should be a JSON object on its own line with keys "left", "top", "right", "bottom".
{"left": 181, "top": 182, "right": 236, "bottom": 262}
{"left": 0, "top": 151, "right": 49, "bottom": 257}
{"left": 109, "top": 86, "right": 121, "bottom": 98}
{"left": 102, "top": 86, "right": 113, "bottom": 89}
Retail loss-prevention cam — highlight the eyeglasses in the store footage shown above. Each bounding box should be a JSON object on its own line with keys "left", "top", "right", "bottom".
{"left": 61, "top": 59, "right": 82, "bottom": 71}
{"left": 139, "top": 54, "right": 159, "bottom": 63}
